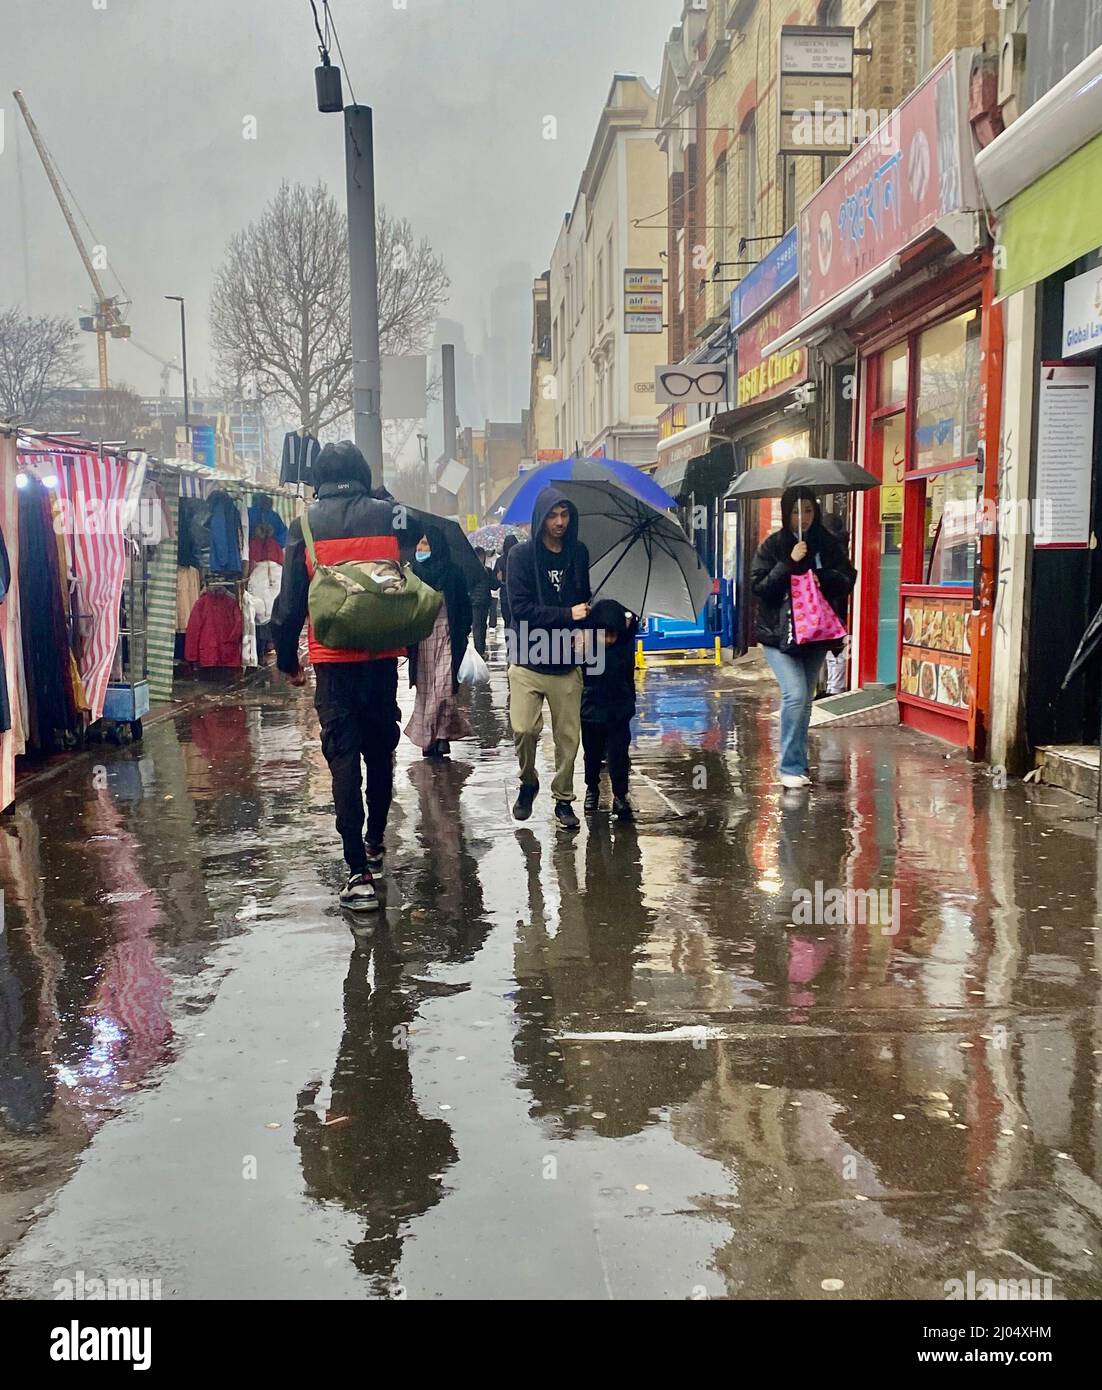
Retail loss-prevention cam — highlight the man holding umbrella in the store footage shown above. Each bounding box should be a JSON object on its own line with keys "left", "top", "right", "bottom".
{"left": 506, "top": 488, "right": 592, "bottom": 829}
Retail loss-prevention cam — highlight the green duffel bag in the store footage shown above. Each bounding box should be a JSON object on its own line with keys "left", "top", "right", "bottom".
{"left": 300, "top": 509, "right": 442, "bottom": 651}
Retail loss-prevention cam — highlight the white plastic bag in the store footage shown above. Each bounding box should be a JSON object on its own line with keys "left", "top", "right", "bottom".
{"left": 458, "top": 642, "right": 490, "bottom": 686}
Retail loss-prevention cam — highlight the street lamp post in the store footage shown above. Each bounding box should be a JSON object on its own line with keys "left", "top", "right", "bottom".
{"left": 417, "top": 430, "right": 430, "bottom": 514}
{"left": 165, "top": 296, "right": 190, "bottom": 448}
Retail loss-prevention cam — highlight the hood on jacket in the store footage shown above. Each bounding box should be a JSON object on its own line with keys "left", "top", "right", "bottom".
{"left": 779, "top": 485, "right": 823, "bottom": 538}
{"left": 590, "top": 598, "right": 633, "bottom": 634}
{"left": 531, "top": 486, "right": 579, "bottom": 552}
{"left": 313, "top": 440, "right": 373, "bottom": 492}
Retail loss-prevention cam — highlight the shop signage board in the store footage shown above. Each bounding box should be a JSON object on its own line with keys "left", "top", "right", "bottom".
{"left": 730, "top": 228, "right": 798, "bottom": 333}
{"left": 624, "top": 269, "right": 664, "bottom": 334}
{"left": 1035, "top": 361, "right": 1097, "bottom": 548}
{"left": 736, "top": 287, "right": 807, "bottom": 408}
{"left": 1062, "top": 265, "right": 1102, "bottom": 358}
{"left": 535, "top": 449, "right": 564, "bottom": 462}
{"left": 655, "top": 363, "right": 729, "bottom": 406}
{"left": 778, "top": 26, "right": 855, "bottom": 157}
{"left": 797, "top": 51, "right": 976, "bottom": 316}
{"left": 190, "top": 424, "right": 216, "bottom": 468}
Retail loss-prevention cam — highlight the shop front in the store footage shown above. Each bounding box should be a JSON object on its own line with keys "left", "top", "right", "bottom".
{"left": 764, "top": 50, "right": 1001, "bottom": 752}
{"left": 718, "top": 228, "right": 828, "bottom": 652}
{"left": 973, "top": 41, "right": 1102, "bottom": 771}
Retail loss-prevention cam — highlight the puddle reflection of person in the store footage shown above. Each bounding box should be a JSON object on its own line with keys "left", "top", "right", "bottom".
{"left": 294, "top": 934, "right": 457, "bottom": 1294}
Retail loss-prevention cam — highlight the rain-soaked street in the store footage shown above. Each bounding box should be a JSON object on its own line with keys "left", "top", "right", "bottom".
{"left": 2, "top": 637, "right": 1101, "bottom": 1302}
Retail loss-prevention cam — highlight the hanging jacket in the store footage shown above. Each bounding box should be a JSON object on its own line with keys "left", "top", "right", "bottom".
{"left": 248, "top": 534, "right": 284, "bottom": 570}
{"left": 247, "top": 561, "right": 282, "bottom": 627}
{"left": 248, "top": 498, "right": 288, "bottom": 546}
{"left": 184, "top": 590, "right": 243, "bottom": 667}
{"left": 280, "top": 433, "right": 321, "bottom": 487}
{"left": 207, "top": 492, "right": 243, "bottom": 575}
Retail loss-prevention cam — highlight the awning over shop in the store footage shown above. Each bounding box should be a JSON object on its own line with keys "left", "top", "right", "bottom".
{"left": 655, "top": 441, "right": 736, "bottom": 500}
{"left": 995, "top": 130, "right": 1102, "bottom": 300}
{"left": 976, "top": 42, "right": 1102, "bottom": 299}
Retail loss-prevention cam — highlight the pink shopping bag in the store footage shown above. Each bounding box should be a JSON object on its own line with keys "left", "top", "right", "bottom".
{"left": 790, "top": 569, "right": 846, "bottom": 645}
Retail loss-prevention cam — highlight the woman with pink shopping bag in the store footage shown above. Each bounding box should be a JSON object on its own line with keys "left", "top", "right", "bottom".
{"left": 750, "top": 487, "right": 857, "bottom": 788}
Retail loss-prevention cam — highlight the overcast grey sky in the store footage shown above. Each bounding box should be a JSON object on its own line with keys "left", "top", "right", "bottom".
{"left": 2, "top": 0, "right": 677, "bottom": 411}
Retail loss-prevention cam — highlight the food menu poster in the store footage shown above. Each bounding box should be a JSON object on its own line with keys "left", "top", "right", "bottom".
{"left": 899, "top": 596, "right": 971, "bottom": 712}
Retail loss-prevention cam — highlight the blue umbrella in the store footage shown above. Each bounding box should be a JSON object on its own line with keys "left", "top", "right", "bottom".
{"left": 492, "top": 457, "right": 674, "bottom": 524}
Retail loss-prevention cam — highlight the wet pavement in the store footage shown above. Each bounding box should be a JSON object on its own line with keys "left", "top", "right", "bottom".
{"left": 1, "top": 633, "right": 1101, "bottom": 1301}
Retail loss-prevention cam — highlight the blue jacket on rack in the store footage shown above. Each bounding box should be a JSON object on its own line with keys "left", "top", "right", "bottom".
{"left": 207, "top": 491, "right": 243, "bottom": 575}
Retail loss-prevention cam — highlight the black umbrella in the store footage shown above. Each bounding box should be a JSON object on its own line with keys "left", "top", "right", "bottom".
{"left": 398, "top": 506, "right": 485, "bottom": 589}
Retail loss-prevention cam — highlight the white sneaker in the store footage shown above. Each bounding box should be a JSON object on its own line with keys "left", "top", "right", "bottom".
{"left": 339, "top": 872, "right": 380, "bottom": 913}
{"left": 780, "top": 774, "right": 812, "bottom": 789}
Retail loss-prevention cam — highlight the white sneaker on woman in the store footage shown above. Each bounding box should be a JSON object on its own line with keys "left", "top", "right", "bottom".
{"left": 780, "top": 774, "right": 812, "bottom": 789}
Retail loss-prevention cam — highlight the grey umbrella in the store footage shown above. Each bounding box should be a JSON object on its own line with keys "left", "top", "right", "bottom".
{"left": 557, "top": 480, "right": 712, "bottom": 622}
{"left": 726, "top": 456, "right": 879, "bottom": 498}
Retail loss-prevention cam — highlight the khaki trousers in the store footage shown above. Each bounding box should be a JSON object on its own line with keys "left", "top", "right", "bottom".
{"left": 508, "top": 665, "right": 583, "bottom": 803}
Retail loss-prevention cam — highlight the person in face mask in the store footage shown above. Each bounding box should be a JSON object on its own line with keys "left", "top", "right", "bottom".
{"left": 405, "top": 528, "right": 473, "bottom": 759}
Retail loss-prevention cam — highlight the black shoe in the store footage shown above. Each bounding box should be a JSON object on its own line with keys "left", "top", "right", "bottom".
{"left": 513, "top": 783, "right": 538, "bottom": 821}
{"left": 555, "top": 800, "right": 581, "bottom": 831}
{"left": 612, "top": 795, "right": 634, "bottom": 823}
{"left": 365, "top": 843, "right": 385, "bottom": 874}
{"left": 583, "top": 787, "right": 600, "bottom": 815}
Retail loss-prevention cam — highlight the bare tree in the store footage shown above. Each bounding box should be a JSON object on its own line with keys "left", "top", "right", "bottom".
{"left": 0, "top": 307, "right": 82, "bottom": 421}
{"left": 210, "top": 181, "right": 449, "bottom": 436}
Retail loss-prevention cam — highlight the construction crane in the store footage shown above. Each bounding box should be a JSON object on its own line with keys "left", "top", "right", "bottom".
{"left": 127, "top": 339, "right": 183, "bottom": 397}
{"left": 13, "top": 89, "right": 131, "bottom": 389}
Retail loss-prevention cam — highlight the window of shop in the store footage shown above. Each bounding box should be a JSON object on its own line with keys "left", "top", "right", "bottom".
{"left": 862, "top": 306, "right": 983, "bottom": 726}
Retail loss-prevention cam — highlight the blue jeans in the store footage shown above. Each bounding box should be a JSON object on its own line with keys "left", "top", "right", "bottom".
{"left": 762, "top": 645, "right": 826, "bottom": 777}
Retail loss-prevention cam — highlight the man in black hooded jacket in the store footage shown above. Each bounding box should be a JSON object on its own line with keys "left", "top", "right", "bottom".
{"left": 505, "top": 487, "right": 591, "bottom": 829}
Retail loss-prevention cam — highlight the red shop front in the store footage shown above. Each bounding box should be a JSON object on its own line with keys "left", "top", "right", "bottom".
{"left": 767, "top": 50, "right": 1003, "bottom": 753}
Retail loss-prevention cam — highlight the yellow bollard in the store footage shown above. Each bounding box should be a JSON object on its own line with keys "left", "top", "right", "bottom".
{"left": 714, "top": 637, "right": 722, "bottom": 666}
{"left": 635, "top": 639, "right": 646, "bottom": 671}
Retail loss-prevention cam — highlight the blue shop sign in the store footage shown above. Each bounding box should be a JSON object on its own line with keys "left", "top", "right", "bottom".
{"left": 191, "top": 424, "right": 216, "bottom": 468}
{"left": 730, "top": 227, "right": 798, "bottom": 333}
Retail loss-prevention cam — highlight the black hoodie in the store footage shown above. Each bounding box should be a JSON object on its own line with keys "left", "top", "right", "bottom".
{"left": 506, "top": 486, "right": 592, "bottom": 675}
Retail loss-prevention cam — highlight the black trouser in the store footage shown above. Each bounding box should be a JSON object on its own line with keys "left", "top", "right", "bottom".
{"left": 471, "top": 602, "right": 489, "bottom": 658}
{"left": 314, "top": 660, "right": 400, "bottom": 873}
{"left": 582, "top": 717, "right": 632, "bottom": 799}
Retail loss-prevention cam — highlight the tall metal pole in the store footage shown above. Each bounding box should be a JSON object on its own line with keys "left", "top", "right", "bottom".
{"left": 345, "top": 105, "right": 385, "bottom": 489}
{"left": 442, "top": 342, "right": 458, "bottom": 515}
{"left": 166, "top": 296, "right": 190, "bottom": 446}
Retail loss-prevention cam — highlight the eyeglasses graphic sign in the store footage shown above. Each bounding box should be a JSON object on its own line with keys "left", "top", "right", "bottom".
{"left": 655, "top": 364, "right": 729, "bottom": 406}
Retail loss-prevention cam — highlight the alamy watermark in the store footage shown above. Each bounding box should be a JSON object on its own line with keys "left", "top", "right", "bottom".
{"left": 505, "top": 621, "right": 606, "bottom": 674}
{"left": 792, "top": 881, "right": 899, "bottom": 936}
{"left": 944, "top": 1271, "right": 1053, "bottom": 1301}
{"left": 53, "top": 1269, "right": 161, "bottom": 1301}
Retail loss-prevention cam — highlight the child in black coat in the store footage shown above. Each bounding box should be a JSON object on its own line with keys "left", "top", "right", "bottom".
{"left": 582, "top": 599, "right": 638, "bottom": 821}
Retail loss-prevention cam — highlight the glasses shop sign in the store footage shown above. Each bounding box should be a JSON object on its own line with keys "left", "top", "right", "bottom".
{"left": 654, "top": 363, "right": 729, "bottom": 406}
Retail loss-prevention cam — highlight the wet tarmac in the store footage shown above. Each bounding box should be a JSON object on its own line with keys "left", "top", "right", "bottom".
{"left": 1, "top": 635, "right": 1101, "bottom": 1300}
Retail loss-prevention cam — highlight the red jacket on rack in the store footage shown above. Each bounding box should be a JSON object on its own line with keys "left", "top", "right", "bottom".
{"left": 184, "top": 590, "right": 243, "bottom": 667}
